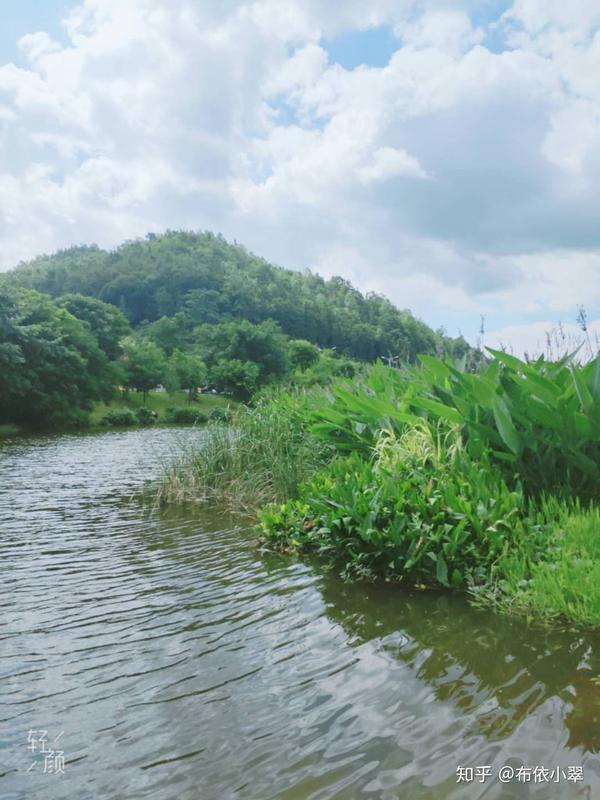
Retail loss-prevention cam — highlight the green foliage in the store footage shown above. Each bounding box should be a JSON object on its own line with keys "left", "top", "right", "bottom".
{"left": 289, "top": 339, "right": 319, "bottom": 370}
{"left": 102, "top": 408, "right": 137, "bottom": 427}
{"left": 414, "top": 349, "right": 600, "bottom": 500}
{"left": 208, "top": 406, "right": 232, "bottom": 422}
{"left": 55, "top": 293, "right": 131, "bottom": 359}
{"left": 165, "top": 406, "right": 209, "bottom": 424}
{"left": 7, "top": 230, "right": 470, "bottom": 364}
{"left": 0, "top": 287, "right": 117, "bottom": 428}
{"left": 121, "top": 336, "right": 166, "bottom": 401}
{"left": 141, "top": 313, "right": 188, "bottom": 356}
{"left": 209, "top": 358, "right": 260, "bottom": 401}
{"left": 196, "top": 318, "right": 290, "bottom": 383}
{"left": 478, "top": 501, "right": 600, "bottom": 625}
{"left": 260, "top": 427, "right": 530, "bottom": 587}
{"left": 158, "top": 390, "right": 330, "bottom": 512}
{"left": 136, "top": 406, "right": 157, "bottom": 425}
{"left": 309, "top": 353, "right": 600, "bottom": 500}
{"left": 164, "top": 348, "right": 207, "bottom": 402}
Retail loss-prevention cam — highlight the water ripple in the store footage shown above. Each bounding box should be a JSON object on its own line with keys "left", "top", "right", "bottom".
{"left": 1, "top": 427, "right": 600, "bottom": 799}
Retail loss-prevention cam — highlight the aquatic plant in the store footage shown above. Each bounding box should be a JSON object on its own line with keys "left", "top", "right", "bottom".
{"left": 157, "top": 389, "right": 330, "bottom": 512}
{"left": 309, "top": 352, "right": 600, "bottom": 500}
{"left": 477, "top": 500, "right": 600, "bottom": 625}
{"left": 259, "top": 427, "right": 532, "bottom": 588}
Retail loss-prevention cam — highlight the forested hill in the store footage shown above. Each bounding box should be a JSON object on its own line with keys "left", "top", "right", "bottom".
{"left": 4, "top": 230, "right": 469, "bottom": 363}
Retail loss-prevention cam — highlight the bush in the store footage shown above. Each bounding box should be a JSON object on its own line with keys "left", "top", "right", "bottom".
{"left": 102, "top": 409, "right": 137, "bottom": 427}
{"left": 260, "top": 426, "right": 533, "bottom": 588}
{"left": 208, "top": 406, "right": 232, "bottom": 423}
{"left": 137, "top": 406, "right": 157, "bottom": 425}
{"left": 165, "top": 406, "right": 209, "bottom": 424}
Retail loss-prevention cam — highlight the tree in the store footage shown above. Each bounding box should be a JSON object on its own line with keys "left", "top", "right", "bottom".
{"left": 5, "top": 230, "right": 473, "bottom": 365}
{"left": 289, "top": 339, "right": 319, "bottom": 370}
{"left": 121, "top": 337, "right": 166, "bottom": 403}
{"left": 209, "top": 359, "right": 259, "bottom": 401}
{"left": 55, "top": 293, "right": 131, "bottom": 359}
{"left": 142, "top": 312, "right": 188, "bottom": 356}
{"left": 164, "top": 349, "right": 207, "bottom": 403}
{"left": 0, "top": 288, "right": 117, "bottom": 427}
{"left": 195, "top": 319, "right": 290, "bottom": 385}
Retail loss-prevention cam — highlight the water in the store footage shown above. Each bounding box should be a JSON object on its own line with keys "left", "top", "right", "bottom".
{"left": 1, "top": 427, "right": 599, "bottom": 800}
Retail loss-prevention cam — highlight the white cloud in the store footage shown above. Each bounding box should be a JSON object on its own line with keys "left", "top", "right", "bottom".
{"left": 0, "top": 0, "right": 599, "bottom": 340}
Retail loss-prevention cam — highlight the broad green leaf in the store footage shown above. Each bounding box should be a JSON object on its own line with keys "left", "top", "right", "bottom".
{"left": 413, "top": 396, "right": 463, "bottom": 424}
{"left": 571, "top": 365, "right": 594, "bottom": 412}
{"left": 492, "top": 396, "right": 520, "bottom": 454}
{"left": 436, "top": 553, "right": 449, "bottom": 586}
{"left": 587, "top": 355, "right": 600, "bottom": 400}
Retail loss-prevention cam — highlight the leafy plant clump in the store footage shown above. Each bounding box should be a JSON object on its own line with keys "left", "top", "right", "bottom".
{"left": 260, "top": 426, "right": 534, "bottom": 588}
{"left": 102, "top": 408, "right": 137, "bottom": 427}
{"left": 136, "top": 406, "right": 157, "bottom": 425}
{"left": 165, "top": 406, "right": 209, "bottom": 424}
{"left": 309, "top": 352, "right": 600, "bottom": 501}
{"left": 208, "top": 406, "right": 232, "bottom": 423}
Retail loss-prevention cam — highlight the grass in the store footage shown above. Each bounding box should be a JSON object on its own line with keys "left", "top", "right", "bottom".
{"left": 90, "top": 390, "right": 233, "bottom": 427}
{"left": 157, "top": 390, "right": 330, "bottom": 513}
{"left": 485, "top": 504, "right": 600, "bottom": 626}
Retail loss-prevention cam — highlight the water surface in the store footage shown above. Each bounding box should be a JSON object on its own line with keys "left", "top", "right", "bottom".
{"left": 1, "top": 427, "right": 599, "bottom": 799}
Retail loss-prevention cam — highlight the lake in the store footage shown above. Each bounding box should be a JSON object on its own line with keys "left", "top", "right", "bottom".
{"left": 1, "top": 427, "right": 599, "bottom": 799}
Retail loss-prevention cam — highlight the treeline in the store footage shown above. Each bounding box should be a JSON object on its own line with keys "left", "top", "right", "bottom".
{"left": 1, "top": 230, "right": 479, "bottom": 428}
{"left": 5, "top": 230, "right": 474, "bottom": 362}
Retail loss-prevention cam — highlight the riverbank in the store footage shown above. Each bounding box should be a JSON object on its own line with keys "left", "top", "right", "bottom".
{"left": 159, "top": 353, "right": 600, "bottom": 628}
{"left": 90, "top": 389, "right": 235, "bottom": 427}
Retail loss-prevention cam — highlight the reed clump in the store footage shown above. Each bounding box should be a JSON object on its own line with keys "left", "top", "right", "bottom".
{"left": 157, "top": 389, "right": 330, "bottom": 514}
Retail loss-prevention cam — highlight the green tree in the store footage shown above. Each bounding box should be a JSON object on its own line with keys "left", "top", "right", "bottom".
{"left": 196, "top": 319, "right": 290, "bottom": 384}
{"left": 164, "top": 349, "right": 208, "bottom": 403}
{"left": 55, "top": 293, "right": 131, "bottom": 359}
{"left": 121, "top": 337, "right": 166, "bottom": 403}
{"left": 209, "top": 359, "right": 259, "bottom": 401}
{"left": 0, "top": 288, "right": 117, "bottom": 427}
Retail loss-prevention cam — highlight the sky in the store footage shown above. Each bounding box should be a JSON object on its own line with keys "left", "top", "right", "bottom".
{"left": 1, "top": 0, "right": 599, "bottom": 356}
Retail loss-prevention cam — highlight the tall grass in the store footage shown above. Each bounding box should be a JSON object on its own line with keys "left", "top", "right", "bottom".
{"left": 157, "top": 389, "right": 330, "bottom": 514}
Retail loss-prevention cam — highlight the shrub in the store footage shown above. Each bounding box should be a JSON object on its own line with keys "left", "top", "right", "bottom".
{"left": 102, "top": 409, "right": 137, "bottom": 427}
{"left": 166, "top": 406, "right": 209, "bottom": 424}
{"left": 208, "top": 406, "right": 232, "bottom": 423}
{"left": 136, "top": 406, "right": 157, "bottom": 425}
{"left": 260, "top": 426, "right": 533, "bottom": 588}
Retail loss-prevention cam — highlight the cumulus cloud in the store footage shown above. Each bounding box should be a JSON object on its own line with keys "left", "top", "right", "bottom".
{"left": 0, "top": 0, "right": 599, "bottom": 340}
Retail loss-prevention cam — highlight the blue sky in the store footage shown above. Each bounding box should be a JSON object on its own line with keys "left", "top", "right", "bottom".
{"left": 0, "top": 1, "right": 69, "bottom": 65}
{"left": 0, "top": 0, "right": 599, "bottom": 355}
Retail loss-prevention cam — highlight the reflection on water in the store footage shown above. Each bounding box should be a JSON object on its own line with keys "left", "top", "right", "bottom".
{"left": 0, "top": 427, "right": 599, "bottom": 800}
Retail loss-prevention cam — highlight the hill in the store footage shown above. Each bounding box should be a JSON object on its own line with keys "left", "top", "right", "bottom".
{"left": 4, "top": 230, "right": 471, "bottom": 364}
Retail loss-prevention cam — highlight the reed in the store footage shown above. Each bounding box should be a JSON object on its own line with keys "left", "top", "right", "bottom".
{"left": 157, "top": 389, "right": 330, "bottom": 514}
